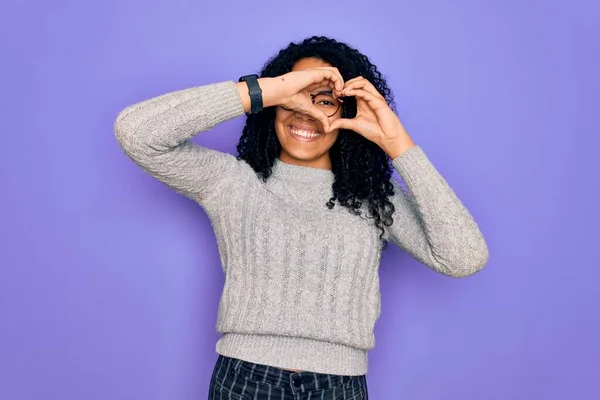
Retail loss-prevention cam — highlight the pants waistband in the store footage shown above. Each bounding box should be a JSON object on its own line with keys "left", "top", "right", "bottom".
{"left": 220, "top": 355, "right": 362, "bottom": 393}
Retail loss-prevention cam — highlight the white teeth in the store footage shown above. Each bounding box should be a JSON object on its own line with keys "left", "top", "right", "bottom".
{"left": 290, "top": 127, "right": 321, "bottom": 138}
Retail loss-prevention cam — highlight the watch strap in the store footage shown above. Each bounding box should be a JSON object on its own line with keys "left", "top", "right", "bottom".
{"left": 238, "top": 74, "right": 263, "bottom": 114}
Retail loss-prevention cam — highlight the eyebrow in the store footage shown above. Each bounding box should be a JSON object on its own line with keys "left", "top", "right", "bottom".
{"left": 311, "top": 90, "right": 334, "bottom": 96}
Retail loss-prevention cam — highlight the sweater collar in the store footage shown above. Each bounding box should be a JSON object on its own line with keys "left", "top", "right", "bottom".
{"left": 271, "top": 158, "right": 335, "bottom": 188}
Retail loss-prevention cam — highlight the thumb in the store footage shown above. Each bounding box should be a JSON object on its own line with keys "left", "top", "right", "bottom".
{"left": 328, "top": 118, "right": 356, "bottom": 133}
{"left": 304, "top": 105, "right": 331, "bottom": 132}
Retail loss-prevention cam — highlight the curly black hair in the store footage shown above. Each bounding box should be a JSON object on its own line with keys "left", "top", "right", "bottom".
{"left": 236, "top": 36, "right": 396, "bottom": 243}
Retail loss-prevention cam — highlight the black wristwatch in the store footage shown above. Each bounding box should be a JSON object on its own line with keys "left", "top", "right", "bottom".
{"left": 238, "top": 74, "right": 263, "bottom": 114}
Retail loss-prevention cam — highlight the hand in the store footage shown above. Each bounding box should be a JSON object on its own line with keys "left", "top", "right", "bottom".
{"left": 262, "top": 68, "right": 345, "bottom": 131}
{"left": 329, "top": 77, "right": 415, "bottom": 158}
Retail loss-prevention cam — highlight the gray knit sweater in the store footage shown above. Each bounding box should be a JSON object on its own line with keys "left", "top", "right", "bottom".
{"left": 114, "top": 81, "right": 489, "bottom": 375}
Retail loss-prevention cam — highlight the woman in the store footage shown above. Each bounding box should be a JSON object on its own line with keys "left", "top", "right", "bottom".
{"left": 115, "top": 36, "right": 489, "bottom": 400}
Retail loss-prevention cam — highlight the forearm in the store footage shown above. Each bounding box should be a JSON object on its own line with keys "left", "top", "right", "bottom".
{"left": 388, "top": 147, "right": 489, "bottom": 277}
{"left": 115, "top": 81, "right": 244, "bottom": 152}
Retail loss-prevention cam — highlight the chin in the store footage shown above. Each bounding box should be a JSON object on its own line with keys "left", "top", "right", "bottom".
{"left": 282, "top": 148, "right": 326, "bottom": 163}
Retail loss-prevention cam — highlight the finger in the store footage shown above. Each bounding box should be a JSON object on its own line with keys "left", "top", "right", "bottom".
{"left": 325, "top": 67, "right": 344, "bottom": 94}
{"left": 313, "top": 68, "right": 344, "bottom": 93}
{"left": 344, "top": 76, "right": 365, "bottom": 86}
{"left": 318, "top": 66, "right": 343, "bottom": 81}
{"left": 306, "top": 81, "right": 336, "bottom": 93}
{"left": 343, "top": 79, "right": 384, "bottom": 99}
{"left": 325, "top": 69, "right": 344, "bottom": 93}
{"left": 304, "top": 77, "right": 339, "bottom": 101}
{"left": 341, "top": 87, "right": 381, "bottom": 104}
{"left": 304, "top": 104, "right": 331, "bottom": 132}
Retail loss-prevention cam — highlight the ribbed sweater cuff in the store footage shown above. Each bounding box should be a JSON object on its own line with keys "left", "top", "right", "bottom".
{"left": 391, "top": 145, "right": 437, "bottom": 187}
{"left": 214, "top": 81, "right": 244, "bottom": 121}
{"left": 187, "top": 81, "right": 245, "bottom": 123}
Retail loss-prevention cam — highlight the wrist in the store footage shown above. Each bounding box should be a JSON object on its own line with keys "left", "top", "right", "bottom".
{"left": 382, "top": 137, "right": 416, "bottom": 159}
{"left": 235, "top": 77, "right": 282, "bottom": 113}
{"left": 256, "top": 77, "right": 282, "bottom": 108}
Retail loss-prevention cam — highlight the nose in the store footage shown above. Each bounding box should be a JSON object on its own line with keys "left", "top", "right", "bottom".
{"left": 294, "top": 110, "right": 316, "bottom": 122}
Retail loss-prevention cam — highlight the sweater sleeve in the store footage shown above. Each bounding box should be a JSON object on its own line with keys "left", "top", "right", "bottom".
{"left": 114, "top": 81, "right": 245, "bottom": 202}
{"left": 384, "top": 146, "right": 489, "bottom": 278}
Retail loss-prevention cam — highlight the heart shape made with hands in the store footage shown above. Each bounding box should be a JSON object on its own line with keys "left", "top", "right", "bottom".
{"left": 278, "top": 68, "right": 404, "bottom": 147}
{"left": 332, "top": 76, "right": 407, "bottom": 150}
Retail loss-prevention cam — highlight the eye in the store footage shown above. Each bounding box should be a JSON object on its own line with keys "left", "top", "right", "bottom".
{"left": 312, "top": 95, "right": 338, "bottom": 107}
{"left": 320, "top": 100, "right": 335, "bottom": 106}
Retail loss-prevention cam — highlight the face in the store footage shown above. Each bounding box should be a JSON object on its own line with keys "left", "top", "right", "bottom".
{"left": 274, "top": 58, "right": 342, "bottom": 169}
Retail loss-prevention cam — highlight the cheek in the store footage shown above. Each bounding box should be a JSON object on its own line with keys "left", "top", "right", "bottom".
{"left": 274, "top": 108, "right": 292, "bottom": 135}
{"left": 325, "top": 130, "right": 340, "bottom": 145}
{"left": 275, "top": 107, "right": 293, "bottom": 126}
{"left": 275, "top": 107, "right": 293, "bottom": 122}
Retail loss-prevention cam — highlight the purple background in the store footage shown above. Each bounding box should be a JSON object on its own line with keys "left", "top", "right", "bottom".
{"left": 1, "top": 0, "right": 598, "bottom": 399}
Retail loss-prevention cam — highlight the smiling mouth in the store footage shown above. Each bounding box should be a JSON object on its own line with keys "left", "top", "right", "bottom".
{"left": 288, "top": 125, "right": 324, "bottom": 142}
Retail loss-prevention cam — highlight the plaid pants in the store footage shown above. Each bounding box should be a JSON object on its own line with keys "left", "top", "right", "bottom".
{"left": 209, "top": 355, "right": 368, "bottom": 400}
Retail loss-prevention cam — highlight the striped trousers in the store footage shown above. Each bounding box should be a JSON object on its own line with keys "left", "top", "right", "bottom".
{"left": 209, "top": 355, "right": 368, "bottom": 400}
